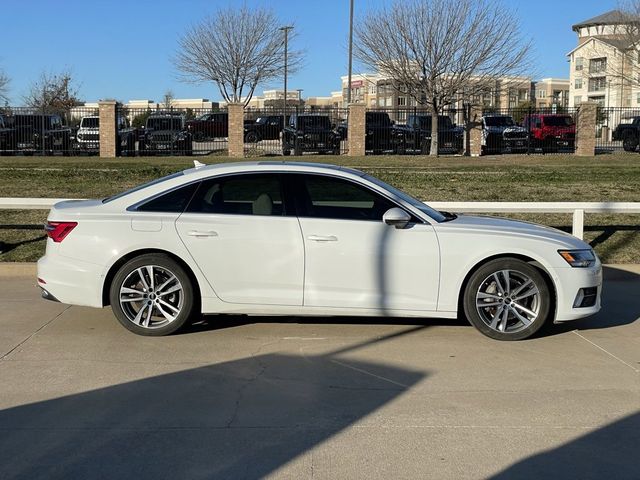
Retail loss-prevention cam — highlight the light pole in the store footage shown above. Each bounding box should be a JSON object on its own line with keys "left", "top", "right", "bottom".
{"left": 297, "top": 89, "right": 303, "bottom": 111}
{"left": 347, "top": 0, "right": 354, "bottom": 105}
{"left": 280, "top": 26, "right": 294, "bottom": 126}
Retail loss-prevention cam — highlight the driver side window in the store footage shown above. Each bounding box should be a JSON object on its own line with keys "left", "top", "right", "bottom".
{"left": 294, "top": 174, "right": 396, "bottom": 221}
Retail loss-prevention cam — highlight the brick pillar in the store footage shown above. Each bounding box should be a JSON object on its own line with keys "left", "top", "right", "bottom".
{"left": 576, "top": 102, "right": 597, "bottom": 157}
{"left": 467, "top": 105, "right": 483, "bottom": 157}
{"left": 348, "top": 103, "right": 366, "bottom": 157}
{"left": 227, "top": 103, "right": 244, "bottom": 158}
{"left": 98, "top": 100, "right": 117, "bottom": 158}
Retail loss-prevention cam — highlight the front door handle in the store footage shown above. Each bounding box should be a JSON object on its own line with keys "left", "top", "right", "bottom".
{"left": 187, "top": 230, "right": 218, "bottom": 238}
{"left": 307, "top": 235, "right": 338, "bottom": 242}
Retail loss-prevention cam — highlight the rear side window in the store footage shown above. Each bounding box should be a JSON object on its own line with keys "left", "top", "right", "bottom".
{"left": 186, "top": 174, "right": 285, "bottom": 216}
{"left": 137, "top": 182, "right": 200, "bottom": 213}
{"left": 295, "top": 175, "right": 395, "bottom": 221}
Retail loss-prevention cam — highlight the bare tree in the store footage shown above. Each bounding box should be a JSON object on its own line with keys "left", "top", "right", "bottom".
{"left": 23, "top": 69, "right": 82, "bottom": 111}
{"left": 174, "top": 6, "right": 302, "bottom": 107}
{"left": 163, "top": 90, "right": 175, "bottom": 109}
{"left": 355, "top": 0, "right": 532, "bottom": 155}
{"left": 0, "top": 68, "right": 9, "bottom": 105}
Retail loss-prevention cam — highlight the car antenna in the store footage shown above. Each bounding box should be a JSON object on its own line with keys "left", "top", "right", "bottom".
{"left": 193, "top": 160, "right": 205, "bottom": 169}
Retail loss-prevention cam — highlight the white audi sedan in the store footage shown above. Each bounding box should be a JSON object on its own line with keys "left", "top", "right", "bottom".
{"left": 37, "top": 161, "right": 602, "bottom": 340}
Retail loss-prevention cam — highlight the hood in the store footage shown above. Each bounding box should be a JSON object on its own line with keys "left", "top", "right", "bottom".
{"left": 436, "top": 214, "right": 588, "bottom": 249}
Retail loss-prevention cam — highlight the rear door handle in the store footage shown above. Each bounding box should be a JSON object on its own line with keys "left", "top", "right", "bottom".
{"left": 307, "top": 235, "right": 338, "bottom": 242}
{"left": 187, "top": 230, "right": 218, "bottom": 237}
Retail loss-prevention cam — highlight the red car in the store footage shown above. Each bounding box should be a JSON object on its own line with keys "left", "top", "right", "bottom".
{"left": 522, "top": 114, "right": 575, "bottom": 152}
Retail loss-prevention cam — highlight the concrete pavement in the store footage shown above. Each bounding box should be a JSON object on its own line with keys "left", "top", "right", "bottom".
{"left": 0, "top": 266, "right": 638, "bottom": 479}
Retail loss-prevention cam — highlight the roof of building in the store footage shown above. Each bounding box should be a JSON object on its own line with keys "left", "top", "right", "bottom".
{"left": 572, "top": 10, "right": 629, "bottom": 30}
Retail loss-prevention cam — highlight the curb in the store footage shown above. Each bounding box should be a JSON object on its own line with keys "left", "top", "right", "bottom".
{"left": 1, "top": 262, "right": 639, "bottom": 279}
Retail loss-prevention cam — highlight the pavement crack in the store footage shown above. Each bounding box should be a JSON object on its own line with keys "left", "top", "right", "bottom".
{"left": 572, "top": 330, "right": 639, "bottom": 373}
{"left": 0, "top": 305, "right": 70, "bottom": 361}
{"left": 225, "top": 339, "right": 281, "bottom": 428}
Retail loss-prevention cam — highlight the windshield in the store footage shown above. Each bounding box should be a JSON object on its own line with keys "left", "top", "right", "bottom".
{"left": 366, "top": 113, "right": 391, "bottom": 127}
{"left": 255, "top": 117, "right": 267, "bottom": 124}
{"left": 544, "top": 116, "right": 574, "bottom": 127}
{"left": 102, "top": 171, "right": 184, "bottom": 203}
{"left": 146, "top": 117, "right": 183, "bottom": 130}
{"left": 413, "top": 116, "right": 453, "bottom": 130}
{"left": 363, "top": 174, "right": 447, "bottom": 223}
{"left": 81, "top": 117, "right": 99, "bottom": 128}
{"left": 484, "top": 116, "right": 514, "bottom": 127}
{"left": 299, "top": 116, "right": 331, "bottom": 129}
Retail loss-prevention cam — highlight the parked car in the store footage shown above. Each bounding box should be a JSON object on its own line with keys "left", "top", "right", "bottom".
{"left": 0, "top": 114, "right": 15, "bottom": 155}
{"left": 11, "top": 114, "right": 72, "bottom": 155}
{"left": 481, "top": 114, "right": 529, "bottom": 154}
{"left": 37, "top": 162, "right": 602, "bottom": 341}
{"left": 393, "top": 114, "right": 463, "bottom": 154}
{"left": 73, "top": 115, "right": 136, "bottom": 156}
{"left": 337, "top": 112, "right": 396, "bottom": 153}
{"left": 611, "top": 116, "right": 640, "bottom": 152}
{"left": 282, "top": 114, "right": 341, "bottom": 155}
{"left": 243, "top": 115, "right": 285, "bottom": 143}
{"left": 186, "top": 112, "right": 228, "bottom": 141}
{"left": 523, "top": 114, "right": 575, "bottom": 153}
{"left": 139, "top": 113, "right": 192, "bottom": 155}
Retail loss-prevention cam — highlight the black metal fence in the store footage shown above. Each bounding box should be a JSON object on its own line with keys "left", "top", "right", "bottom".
{"left": 480, "top": 107, "right": 579, "bottom": 155}
{"left": 594, "top": 107, "right": 640, "bottom": 154}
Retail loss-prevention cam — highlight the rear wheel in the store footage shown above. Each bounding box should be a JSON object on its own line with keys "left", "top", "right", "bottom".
{"left": 463, "top": 258, "right": 551, "bottom": 341}
{"left": 623, "top": 133, "right": 638, "bottom": 152}
{"left": 244, "top": 131, "right": 260, "bottom": 143}
{"left": 109, "top": 254, "right": 195, "bottom": 336}
{"left": 193, "top": 131, "right": 205, "bottom": 142}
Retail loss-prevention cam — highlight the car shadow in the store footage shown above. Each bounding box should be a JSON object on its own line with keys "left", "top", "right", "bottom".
{"left": 490, "top": 412, "right": 640, "bottom": 480}
{"left": 0, "top": 329, "right": 427, "bottom": 479}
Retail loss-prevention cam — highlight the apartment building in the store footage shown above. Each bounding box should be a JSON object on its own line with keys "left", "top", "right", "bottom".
{"left": 534, "top": 78, "right": 570, "bottom": 109}
{"left": 568, "top": 10, "right": 640, "bottom": 109}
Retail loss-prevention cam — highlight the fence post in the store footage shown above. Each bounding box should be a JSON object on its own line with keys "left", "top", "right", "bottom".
{"left": 98, "top": 100, "right": 118, "bottom": 158}
{"left": 348, "top": 103, "right": 366, "bottom": 157}
{"left": 576, "top": 102, "right": 597, "bottom": 157}
{"left": 468, "top": 104, "right": 483, "bottom": 157}
{"left": 227, "top": 103, "right": 244, "bottom": 158}
{"left": 572, "top": 208, "right": 585, "bottom": 240}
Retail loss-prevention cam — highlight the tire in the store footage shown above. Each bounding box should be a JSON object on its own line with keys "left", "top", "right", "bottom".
{"left": 282, "top": 148, "right": 291, "bottom": 156}
{"left": 244, "top": 131, "right": 260, "bottom": 143}
{"left": 462, "top": 258, "right": 551, "bottom": 341}
{"left": 623, "top": 134, "right": 638, "bottom": 152}
{"left": 193, "top": 131, "right": 205, "bottom": 142}
{"left": 109, "top": 254, "right": 196, "bottom": 336}
{"left": 294, "top": 140, "right": 303, "bottom": 156}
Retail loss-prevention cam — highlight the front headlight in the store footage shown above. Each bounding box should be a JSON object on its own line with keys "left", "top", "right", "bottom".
{"left": 558, "top": 249, "right": 596, "bottom": 268}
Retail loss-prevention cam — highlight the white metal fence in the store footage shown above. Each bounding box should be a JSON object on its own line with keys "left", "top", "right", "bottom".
{"left": 1, "top": 198, "right": 640, "bottom": 240}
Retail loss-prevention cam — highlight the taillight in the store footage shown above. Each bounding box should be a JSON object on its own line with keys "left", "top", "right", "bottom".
{"left": 45, "top": 221, "right": 77, "bottom": 242}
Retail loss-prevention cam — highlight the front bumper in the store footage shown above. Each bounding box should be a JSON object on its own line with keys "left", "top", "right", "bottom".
{"left": 553, "top": 263, "right": 603, "bottom": 322}
{"left": 37, "top": 254, "right": 105, "bottom": 308}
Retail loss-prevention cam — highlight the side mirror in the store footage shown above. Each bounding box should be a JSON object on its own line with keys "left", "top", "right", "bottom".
{"left": 383, "top": 207, "right": 411, "bottom": 229}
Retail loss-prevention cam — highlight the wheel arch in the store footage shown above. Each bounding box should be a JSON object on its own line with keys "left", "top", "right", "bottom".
{"left": 456, "top": 253, "right": 557, "bottom": 320}
{"left": 102, "top": 248, "right": 202, "bottom": 308}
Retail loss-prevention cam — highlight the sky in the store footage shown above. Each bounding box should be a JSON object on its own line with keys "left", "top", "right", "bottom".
{"left": 0, "top": 0, "right": 622, "bottom": 104}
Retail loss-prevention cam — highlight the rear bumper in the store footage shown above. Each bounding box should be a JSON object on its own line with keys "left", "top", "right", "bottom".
{"left": 37, "top": 254, "right": 105, "bottom": 308}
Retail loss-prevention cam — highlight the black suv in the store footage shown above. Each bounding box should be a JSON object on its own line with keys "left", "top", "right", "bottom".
{"left": 139, "top": 113, "right": 193, "bottom": 155}
{"left": 243, "top": 115, "right": 285, "bottom": 143}
{"left": 337, "top": 112, "right": 395, "bottom": 153}
{"left": 282, "top": 114, "right": 341, "bottom": 156}
{"left": 10, "top": 114, "right": 72, "bottom": 155}
{"left": 393, "top": 114, "right": 463, "bottom": 154}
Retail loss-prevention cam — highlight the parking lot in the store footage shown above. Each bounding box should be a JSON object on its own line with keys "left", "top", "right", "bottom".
{"left": 0, "top": 267, "right": 638, "bottom": 479}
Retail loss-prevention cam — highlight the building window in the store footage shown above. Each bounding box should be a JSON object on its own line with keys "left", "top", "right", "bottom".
{"left": 575, "top": 57, "right": 584, "bottom": 71}
{"left": 575, "top": 78, "right": 583, "bottom": 89}
{"left": 589, "top": 57, "right": 607, "bottom": 74}
{"left": 637, "top": 93, "right": 640, "bottom": 104}
{"left": 397, "top": 96, "right": 406, "bottom": 106}
{"left": 537, "top": 90, "right": 546, "bottom": 99}
{"left": 588, "top": 77, "right": 607, "bottom": 92}
{"left": 574, "top": 96, "right": 582, "bottom": 105}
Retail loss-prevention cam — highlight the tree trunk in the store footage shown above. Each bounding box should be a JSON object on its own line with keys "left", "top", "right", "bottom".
{"left": 429, "top": 102, "right": 439, "bottom": 157}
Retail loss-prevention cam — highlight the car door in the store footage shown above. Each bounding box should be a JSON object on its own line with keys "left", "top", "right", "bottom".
{"left": 290, "top": 173, "right": 440, "bottom": 312}
{"left": 175, "top": 173, "right": 304, "bottom": 305}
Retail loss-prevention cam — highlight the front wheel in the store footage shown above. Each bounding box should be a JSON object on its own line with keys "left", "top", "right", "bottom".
{"left": 463, "top": 258, "right": 551, "bottom": 341}
{"left": 623, "top": 134, "right": 638, "bottom": 152}
{"left": 109, "top": 254, "right": 195, "bottom": 336}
